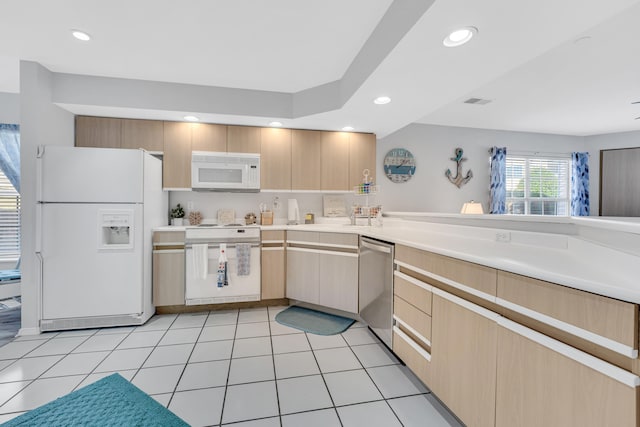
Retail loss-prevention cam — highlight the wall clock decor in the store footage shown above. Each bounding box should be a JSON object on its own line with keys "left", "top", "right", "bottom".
{"left": 445, "top": 147, "right": 473, "bottom": 188}
{"left": 383, "top": 148, "right": 416, "bottom": 183}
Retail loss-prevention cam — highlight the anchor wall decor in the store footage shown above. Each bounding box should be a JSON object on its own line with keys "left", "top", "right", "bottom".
{"left": 445, "top": 147, "right": 473, "bottom": 188}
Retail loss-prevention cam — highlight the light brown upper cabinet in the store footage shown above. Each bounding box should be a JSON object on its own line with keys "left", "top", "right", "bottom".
{"left": 349, "top": 133, "right": 376, "bottom": 188}
{"left": 260, "top": 128, "right": 292, "bottom": 190}
{"left": 227, "top": 125, "right": 261, "bottom": 153}
{"left": 192, "top": 123, "right": 227, "bottom": 152}
{"left": 75, "top": 116, "right": 122, "bottom": 148}
{"left": 291, "top": 130, "right": 321, "bottom": 191}
{"left": 163, "top": 121, "right": 192, "bottom": 189}
{"left": 321, "top": 131, "right": 350, "bottom": 191}
{"left": 121, "top": 119, "right": 164, "bottom": 151}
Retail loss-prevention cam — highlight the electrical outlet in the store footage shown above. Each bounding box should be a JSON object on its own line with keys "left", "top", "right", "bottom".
{"left": 495, "top": 232, "right": 511, "bottom": 243}
{"left": 187, "top": 201, "right": 194, "bottom": 211}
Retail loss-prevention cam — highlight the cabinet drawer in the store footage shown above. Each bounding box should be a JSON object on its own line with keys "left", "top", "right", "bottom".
{"left": 319, "top": 232, "right": 358, "bottom": 247}
{"left": 394, "top": 271, "right": 432, "bottom": 315}
{"left": 394, "top": 296, "right": 431, "bottom": 343}
{"left": 395, "top": 245, "right": 497, "bottom": 298}
{"left": 393, "top": 328, "right": 431, "bottom": 386}
{"left": 261, "top": 230, "right": 285, "bottom": 242}
{"left": 153, "top": 231, "right": 185, "bottom": 245}
{"left": 286, "top": 230, "right": 319, "bottom": 243}
{"left": 497, "top": 271, "right": 638, "bottom": 356}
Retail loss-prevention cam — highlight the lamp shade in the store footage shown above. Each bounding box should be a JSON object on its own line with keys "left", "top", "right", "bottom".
{"left": 460, "top": 201, "right": 484, "bottom": 214}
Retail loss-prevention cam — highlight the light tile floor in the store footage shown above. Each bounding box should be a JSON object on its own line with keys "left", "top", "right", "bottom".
{"left": 0, "top": 306, "right": 463, "bottom": 426}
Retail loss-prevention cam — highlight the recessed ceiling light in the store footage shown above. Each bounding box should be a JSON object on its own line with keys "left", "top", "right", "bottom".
{"left": 373, "top": 96, "right": 391, "bottom": 105}
{"left": 183, "top": 115, "right": 199, "bottom": 122}
{"left": 269, "top": 121, "right": 283, "bottom": 127}
{"left": 71, "top": 30, "right": 91, "bottom": 41}
{"left": 443, "top": 26, "right": 477, "bottom": 47}
{"left": 342, "top": 126, "right": 355, "bottom": 131}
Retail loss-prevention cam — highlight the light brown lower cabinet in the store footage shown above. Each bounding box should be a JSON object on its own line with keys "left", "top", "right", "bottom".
{"left": 261, "top": 230, "right": 286, "bottom": 300}
{"left": 285, "top": 231, "right": 359, "bottom": 313}
{"left": 429, "top": 291, "right": 498, "bottom": 427}
{"left": 496, "top": 319, "right": 639, "bottom": 427}
{"left": 152, "top": 249, "right": 185, "bottom": 306}
{"left": 152, "top": 231, "right": 185, "bottom": 306}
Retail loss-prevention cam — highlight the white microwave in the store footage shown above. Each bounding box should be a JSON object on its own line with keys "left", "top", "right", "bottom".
{"left": 191, "top": 151, "right": 260, "bottom": 192}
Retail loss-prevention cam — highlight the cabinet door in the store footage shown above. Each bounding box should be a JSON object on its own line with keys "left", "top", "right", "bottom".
{"left": 349, "top": 133, "right": 376, "bottom": 188}
{"left": 496, "top": 319, "right": 638, "bottom": 427}
{"left": 192, "top": 123, "right": 227, "bottom": 152}
{"left": 163, "top": 121, "right": 192, "bottom": 189}
{"left": 152, "top": 250, "right": 185, "bottom": 306}
{"left": 227, "top": 125, "right": 261, "bottom": 153}
{"left": 321, "top": 131, "right": 350, "bottom": 191}
{"left": 261, "top": 247, "right": 285, "bottom": 300}
{"left": 430, "top": 291, "right": 498, "bottom": 427}
{"left": 291, "top": 129, "right": 321, "bottom": 190}
{"left": 286, "top": 248, "right": 319, "bottom": 304}
{"left": 121, "top": 119, "right": 163, "bottom": 151}
{"left": 260, "top": 127, "right": 291, "bottom": 190}
{"left": 318, "top": 251, "right": 359, "bottom": 313}
{"left": 75, "top": 116, "right": 122, "bottom": 148}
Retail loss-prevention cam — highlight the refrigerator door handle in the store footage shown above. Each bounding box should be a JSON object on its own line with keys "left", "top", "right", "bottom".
{"left": 35, "top": 203, "right": 42, "bottom": 253}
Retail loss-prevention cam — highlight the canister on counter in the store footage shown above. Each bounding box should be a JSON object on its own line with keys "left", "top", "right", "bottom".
{"left": 261, "top": 211, "right": 273, "bottom": 225}
{"left": 305, "top": 213, "right": 314, "bottom": 224}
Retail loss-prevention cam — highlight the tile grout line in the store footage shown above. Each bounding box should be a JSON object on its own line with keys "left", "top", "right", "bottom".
{"left": 218, "top": 309, "right": 240, "bottom": 426}
{"left": 344, "top": 326, "right": 408, "bottom": 426}
{"left": 303, "top": 330, "right": 344, "bottom": 427}
{"left": 165, "top": 311, "right": 212, "bottom": 410}
{"left": 266, "top": 309, "right": 284, "bottom": 427}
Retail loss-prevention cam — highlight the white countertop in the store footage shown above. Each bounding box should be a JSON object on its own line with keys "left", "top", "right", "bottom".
{"left": 154, "top": 214, "right": 640, "bottom": 304}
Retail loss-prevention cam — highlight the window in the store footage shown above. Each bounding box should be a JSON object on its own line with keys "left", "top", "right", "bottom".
{"left": 0, "top": 169, "right": 20, "bottom": 261}
{"left": 505, "top": 155, "right": 570, "bottom": 216}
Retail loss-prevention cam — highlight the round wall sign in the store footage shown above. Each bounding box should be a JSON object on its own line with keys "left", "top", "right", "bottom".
{"left": 383, "top": 148, "right": 416, "bottom": 183}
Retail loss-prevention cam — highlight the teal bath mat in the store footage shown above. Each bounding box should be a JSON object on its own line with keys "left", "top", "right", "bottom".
{"left": 275, "top": 306, "right": 355, "bottom": 335}
{"left": 4, "top": 373, "right": 188, "bottom": 426}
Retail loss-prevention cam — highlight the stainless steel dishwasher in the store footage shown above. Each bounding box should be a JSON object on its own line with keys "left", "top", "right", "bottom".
{"left": 359, "top": 236, "right": 394, "bottom": 348}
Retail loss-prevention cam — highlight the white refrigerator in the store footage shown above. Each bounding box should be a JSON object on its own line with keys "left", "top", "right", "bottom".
{"left": 36, "top": 145, "right": 167, "bottom": 331}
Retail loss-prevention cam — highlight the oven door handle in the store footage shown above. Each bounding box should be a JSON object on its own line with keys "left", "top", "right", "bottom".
{"left": 185, "top": 242, "right": 260, "bottom": 249}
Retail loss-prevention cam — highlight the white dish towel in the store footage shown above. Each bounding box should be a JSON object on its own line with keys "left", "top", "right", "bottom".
{"left": 191, "top": 244, "right": 208, "bottom": 279}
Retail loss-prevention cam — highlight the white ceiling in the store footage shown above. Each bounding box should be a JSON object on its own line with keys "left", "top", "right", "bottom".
{"left": 2, "top": 0, "right": 640, "bottom": 137}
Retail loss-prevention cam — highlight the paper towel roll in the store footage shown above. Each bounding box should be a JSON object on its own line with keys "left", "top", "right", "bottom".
{"left": 287, "top": 199, "right": 300, "bottom": 224}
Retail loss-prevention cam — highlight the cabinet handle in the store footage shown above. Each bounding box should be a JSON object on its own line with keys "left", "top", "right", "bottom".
{"left": 395, "top": 259, "right": 494, "bottom": 303}
{"left": 498, "top": 317, "right": 640, "bottom": 388}
{"left": 394, "top": 270, "right": 433, "bottom": 292}
{"left": 361, "top": 240, "right": 392, "bottom": 253}
{"left": 393, "top": 326, "right": 431, "bottom": 362}
{"left": 286, "top": 246, "right": 358, "bottom": 258}
{"left": 394, "top": 315, "right": 431, "bottom": 348}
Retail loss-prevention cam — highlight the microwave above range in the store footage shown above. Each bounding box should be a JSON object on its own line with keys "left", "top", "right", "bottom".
{"left": 191, "top": 151, "right": 260, "bottom": 192}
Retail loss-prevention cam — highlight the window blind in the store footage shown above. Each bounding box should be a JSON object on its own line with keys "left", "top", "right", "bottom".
{"left": 0, "top": 170, "right": 20, "bottom": 261}
{"left": 505, "top": 155, "right": 570, "bottom": 216}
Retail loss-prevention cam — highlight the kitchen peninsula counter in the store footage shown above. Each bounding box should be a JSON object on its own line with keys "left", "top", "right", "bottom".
{"left": 257, "top": 214, "right": 640, "bottom": 304}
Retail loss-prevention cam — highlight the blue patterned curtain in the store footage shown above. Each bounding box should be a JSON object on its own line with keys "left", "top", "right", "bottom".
{"left": 0, "top": 124, "right": 20, "bottom": 192}
{"left": 489, "top": 146, "right": 506, "bottom": 214}
{"left": 570, "top": 152, "right": 589, "bottom": 216}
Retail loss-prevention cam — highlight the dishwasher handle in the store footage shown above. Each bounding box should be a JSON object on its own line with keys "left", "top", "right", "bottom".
{"left": 360, "top": 239, "right": 392, "bottom": 254}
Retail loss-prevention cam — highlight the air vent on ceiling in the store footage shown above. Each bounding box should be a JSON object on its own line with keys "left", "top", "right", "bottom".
{"left": 464, "top": 97, "right": 492, "bottom": 105}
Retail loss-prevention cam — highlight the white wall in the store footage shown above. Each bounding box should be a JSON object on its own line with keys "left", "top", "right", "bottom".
{"left": 19, "top": 61, "right": 74, "bottom": 334}
{"left": 169, "top": 191, "right": 369, "bottom": 224}
{"left": 0, "top": 92, "right": 20, "bottom": 124}
{"left": 376, "top": 124, "right": 586, "bottom": 213}
{"left": 585, "top": 130, "right": 640, "bottom": 216}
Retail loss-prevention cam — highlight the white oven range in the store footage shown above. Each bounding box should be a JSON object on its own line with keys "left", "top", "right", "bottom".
{"left": 185, "top": 225, "right": 261, "bottom": 305}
